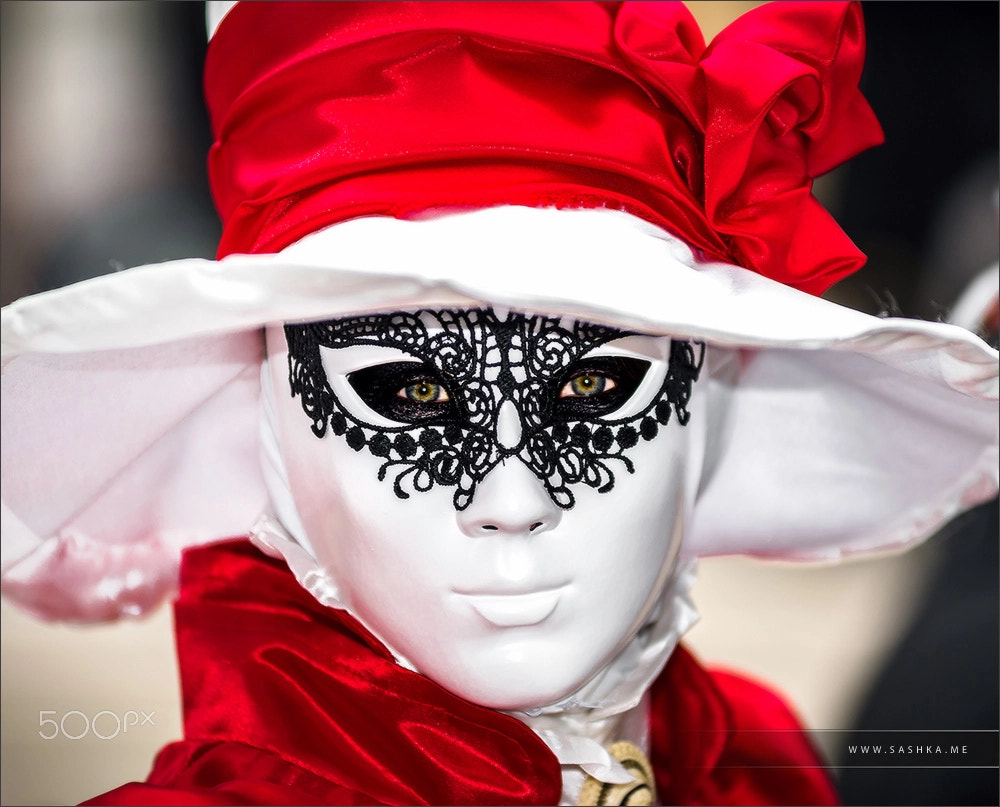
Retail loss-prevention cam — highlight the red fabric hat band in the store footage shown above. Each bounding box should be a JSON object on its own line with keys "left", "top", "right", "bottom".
{"left": 204, "top": 1, "right": 883, "bottom": 295}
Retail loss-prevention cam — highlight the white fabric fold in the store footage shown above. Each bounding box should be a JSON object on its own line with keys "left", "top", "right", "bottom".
{"left": 537, "top": 732, "right": 634, "bottom": 784}
{"left": 537, "top": 731, "right": 637, "bottom": 803}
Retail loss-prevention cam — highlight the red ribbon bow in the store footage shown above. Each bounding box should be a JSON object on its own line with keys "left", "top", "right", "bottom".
{"left": 614, "top": 1, "right": 883, "bottom": 293}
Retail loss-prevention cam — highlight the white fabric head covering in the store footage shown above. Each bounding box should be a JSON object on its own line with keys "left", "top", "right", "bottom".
{"left": 2, "top": 205, "right": 997, "bottom": 621}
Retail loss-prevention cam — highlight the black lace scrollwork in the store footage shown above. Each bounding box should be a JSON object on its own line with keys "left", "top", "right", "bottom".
{"left": 285, "top": 309, "right": 703, "bottom": 510}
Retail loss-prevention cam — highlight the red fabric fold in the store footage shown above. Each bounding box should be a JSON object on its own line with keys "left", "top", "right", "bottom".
{"left": 83, "top": 539, "right": 837, "bottom": 806}
{"left": 649, "top": 658, "right": 838, "bottom": 805}
{"left": 204, "top": 1, "right": 882, "bottom": 295}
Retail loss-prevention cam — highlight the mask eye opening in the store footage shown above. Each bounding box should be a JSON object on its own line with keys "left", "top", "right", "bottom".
{"left": 347, "top": 361, "right": 457, "bottom": 425}
{"left": 553, "top": 356, "right": 651, "bottom": 420}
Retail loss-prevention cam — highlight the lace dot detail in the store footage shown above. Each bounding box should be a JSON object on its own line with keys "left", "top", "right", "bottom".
{"left": 617, "top": 425, "right": 639, "bottom": 449}
{"left": 346, "top": 427, "right": 366, "bottom": 451}
{"left": 640, "top": 416, "right": 658, "bottom": 441}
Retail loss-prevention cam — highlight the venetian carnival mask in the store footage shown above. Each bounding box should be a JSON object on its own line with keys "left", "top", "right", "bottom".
{"left": 265, "top": 308, "right": 707, "bottom": 710}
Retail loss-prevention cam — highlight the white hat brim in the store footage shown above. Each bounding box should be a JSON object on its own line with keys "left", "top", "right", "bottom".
{"left": 2, "top": 207, "right": 997, "bottom": 621}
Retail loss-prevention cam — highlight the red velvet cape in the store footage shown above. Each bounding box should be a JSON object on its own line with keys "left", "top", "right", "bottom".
{"left": 84, "top": 540, "right": 837, "bottom": 805}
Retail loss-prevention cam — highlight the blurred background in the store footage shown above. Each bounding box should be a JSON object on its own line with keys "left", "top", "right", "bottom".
{"left": 1, "top": 2, "right": 997, "bottom": 805}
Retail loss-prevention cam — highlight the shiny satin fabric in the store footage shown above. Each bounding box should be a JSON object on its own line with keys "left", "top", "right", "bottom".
{"left": 204, "top": 1, "right": 882, "bottom": 295}
{"left": 83, "top": 540, "right": 836, "bottom": 806}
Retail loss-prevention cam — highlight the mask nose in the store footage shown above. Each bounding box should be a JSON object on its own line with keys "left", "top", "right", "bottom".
{"left": 457, "top": 457, "right": 562, "bottom": 537}
{"left": 495, "top": 399, "right": 523, "bottom": 450}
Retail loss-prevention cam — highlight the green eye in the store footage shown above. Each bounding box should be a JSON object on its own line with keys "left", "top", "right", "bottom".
{"left": 400, "top": 380, "right": 450, "bottom": 404}
{"left": 349, "top": 362, "right": 456, "bottom": 424}
{"left": 560, "top": 373, "right": 616, "bottom": 398}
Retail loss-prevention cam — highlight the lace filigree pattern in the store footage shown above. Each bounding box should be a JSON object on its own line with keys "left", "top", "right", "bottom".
{"left": 286, "top": 310, "right": 702, "bottom": 510}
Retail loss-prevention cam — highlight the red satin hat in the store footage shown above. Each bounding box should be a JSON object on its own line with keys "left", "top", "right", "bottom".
{"left": 204, "top": 1, "right": 883, "bottom": 295}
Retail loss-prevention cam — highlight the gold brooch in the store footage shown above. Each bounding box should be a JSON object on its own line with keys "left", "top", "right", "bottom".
{"left": 577, "top": 740, "right": 656, "bottom": 806}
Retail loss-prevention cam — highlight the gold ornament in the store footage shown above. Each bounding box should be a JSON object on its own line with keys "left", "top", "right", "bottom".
{"left": 577, "top": 740, "right": 656, "bottom": 806}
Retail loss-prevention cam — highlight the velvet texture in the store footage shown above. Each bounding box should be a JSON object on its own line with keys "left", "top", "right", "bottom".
{"left": 204, "top": 1, "right": 882, "bottom": 296}
{"left": 84, "top": 540, "right": 836, "bottom": 806}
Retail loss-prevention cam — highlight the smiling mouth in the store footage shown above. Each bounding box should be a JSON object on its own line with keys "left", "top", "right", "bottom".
{"left": 457, "top": 587, "right": 566, "bottom": 628}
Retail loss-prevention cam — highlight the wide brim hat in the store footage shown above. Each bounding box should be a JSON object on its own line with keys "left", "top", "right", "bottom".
{"left": 2, "top": 1, "right": 997, "bottom": 622}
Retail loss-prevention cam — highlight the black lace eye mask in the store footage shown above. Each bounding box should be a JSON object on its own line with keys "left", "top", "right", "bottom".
{"left": 285, "top": 309, "right": 703, "bottom": 510}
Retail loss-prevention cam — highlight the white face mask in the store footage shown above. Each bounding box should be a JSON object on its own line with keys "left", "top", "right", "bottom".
{"left": 265, "top": 308, "right": 706, "bottom": 711}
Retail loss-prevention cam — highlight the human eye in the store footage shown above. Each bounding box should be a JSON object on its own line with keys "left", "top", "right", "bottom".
{"left": 554, "top": 356, "right": 649, "bottom": 418}
{"left": 398, "top": 378, "right": 451, "bottom": 404}
{"left": 348, "top": 362, "right": 455, "bottom": 423}
{"left": 558, "top": 371, "right": 618, "bottom": 398}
